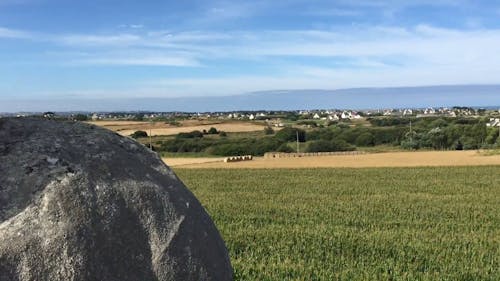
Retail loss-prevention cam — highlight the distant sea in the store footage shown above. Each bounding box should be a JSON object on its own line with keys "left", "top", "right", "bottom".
{"left": 1, "top": 85, "right": 499, "bottom": 113}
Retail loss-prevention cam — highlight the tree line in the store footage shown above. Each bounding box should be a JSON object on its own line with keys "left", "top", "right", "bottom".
{"left": 133, "top": 117, "right": 498, "bottom": 156}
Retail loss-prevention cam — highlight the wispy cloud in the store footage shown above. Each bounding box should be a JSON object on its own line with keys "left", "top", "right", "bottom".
{"left": 60, "top": 34, "right": 141, "bottom": 46}
{"left": 75, "top": 55, "right": 201, "bottom": 67}
{"left": 0, "top": 26, "right": 32, "bottom": 39}
{"left": 3, "top": 19, "right": 500, "bottom": 95}
{"left": 5, "top": 23, "right": 500, "bottom": 70}
{"left": 304, "top": 7, "right": 362, "bottom": 17}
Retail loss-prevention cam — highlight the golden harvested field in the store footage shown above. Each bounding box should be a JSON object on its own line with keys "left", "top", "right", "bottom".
{"left": 164, "top": 157, "right": 226, "bottom": 167}
{"left": 165, "top": 150, "right": 500, "bottom": 169}
{"left": 88, "top": 120, "right": 266, "bottom": 136}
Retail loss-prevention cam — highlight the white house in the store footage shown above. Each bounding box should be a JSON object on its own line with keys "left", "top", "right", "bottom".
{"left": 486, "top": 118, "right": 500, "bottom": 127}
{"left": 329, "top": 114, "right": 340, "bottom": 121}
{"left": 403, "top": 109, "right": 413, "bottom": 116}
{"left": 341, "top": 111, "right": 353, "bottom": 119}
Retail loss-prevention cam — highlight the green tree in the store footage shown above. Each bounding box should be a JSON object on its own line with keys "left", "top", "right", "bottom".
{"left": 133, "top": 113, "right": 144, "bottom": 121}
{"left": 277, "top": 143, "right": 294, "bottom": 153}
{"left": 485, "top": 127, "right": 499, "bottom": 144}
{"left": 355, "top": 132, "right": 375, "bottom": 147}
{"left": 74, "top": 114, "right": 88, "bottom": 121}
{"left": 427, "top": 127, "right": 447, "bottom": 149}
{"left": 275, "top": 127, "right": 306, "bottom": 142}
{"left": 307, "top": 139, "right": 355, "bottom": 152}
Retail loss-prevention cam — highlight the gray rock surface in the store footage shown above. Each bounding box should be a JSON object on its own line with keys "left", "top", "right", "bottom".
{"left": 0, "top": 118, "right": 232, "bottom": 281}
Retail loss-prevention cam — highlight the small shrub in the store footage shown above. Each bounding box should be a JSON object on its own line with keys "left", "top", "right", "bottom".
{"left": 176, "top": 130, "right": 204, "bottom": 139}
{"left": 264, "top": 126, "right": 274, "bottom": 135}
{"left": 208, "top": 127, "right": 219, "bottom": 134}
{"left": 130, "top": 130, "right": 148, "bottom": 139}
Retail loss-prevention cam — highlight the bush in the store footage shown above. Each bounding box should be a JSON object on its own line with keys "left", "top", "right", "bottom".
{"left": 160, "top": 138, "right": 216, "bottom": 153}
{"left": 355, "top": 132, "right": 375, "bottom": 146}
{"left": 264, "top": 126, "right": 274, "bottom": 135}
{"left": 130, "top": 130, "right": 148, "bottom": 139}
{"left": 275, "top": 127, "right": 306, "bottom": 142}
{"left": 208, "top": 127, "right": 218, "bottom": 134}
{"left": 211, "top": 143, "right": 249, "bottom": 156}
{"left": 277, "top": 143, "right": 294, "bottom": 153}
{"left": 176, "top": 130, "right": 204, "bottom": 139}
{"left": 307, "top": 139, "right": 355, "bottom": 152}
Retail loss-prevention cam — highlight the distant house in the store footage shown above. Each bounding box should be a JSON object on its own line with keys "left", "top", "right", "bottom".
{"left": 424, "top": 108, "right": 436, "bottom": 115}
{"left": 403, "top": 109, "right": 413, "bottom": 116}
{"left": 249, "top": 114, "right": 255, "bottom": 120}
{"left": 328, "top": 114, "right": 340, "bottom": 121}
{"left": 43, "top": 112, "right": 55, "bottom": 118}
{"left": 486, "top": 118, "right": 500, "bottom": 127}
{"left": 313, "top": 113, "right": 320, "bottom": 119}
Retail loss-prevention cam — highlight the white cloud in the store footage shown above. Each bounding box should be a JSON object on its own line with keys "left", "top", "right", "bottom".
{"left": 76, "top": 56, "right": 201, "bottom": 67}
{"left": 305, "top": 7, "right": 362, "bottom": 17}
{"left": 60, "top": 34, "right": 141, "bottom": 46}
{"left": 55, "top": 47, "right": 202, "bottom": 67}
{"left": 3, "top": 22, "right": 500, "bottom": 94}
{"left": 0, "top": 26, "right": 31, "bottom": 39}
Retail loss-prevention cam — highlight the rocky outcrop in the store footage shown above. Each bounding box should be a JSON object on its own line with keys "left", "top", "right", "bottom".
{"left": 0, "top": 118, "right": 232, "bottom": 281}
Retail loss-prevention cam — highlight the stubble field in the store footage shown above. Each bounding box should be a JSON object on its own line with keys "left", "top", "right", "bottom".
{"left": 88, "top": 120, "right": 266, "bottom": 136}
{"left": 165, "top": 150, "right": 500, "bottom": 168}
{"left": 175, "top": 166, "right": 500, "bottom": 280}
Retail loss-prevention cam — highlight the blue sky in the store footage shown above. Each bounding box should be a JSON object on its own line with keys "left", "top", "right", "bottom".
{"left": 1, "top": 0, "right": 500, "bottom": 103}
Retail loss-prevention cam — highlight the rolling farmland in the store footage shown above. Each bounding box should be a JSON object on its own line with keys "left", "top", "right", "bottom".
{"left": 176, "top": 167, "right": 500, "bottom": 280}
{"left": 87, "top": 120, "right": 267, "bottom": 136}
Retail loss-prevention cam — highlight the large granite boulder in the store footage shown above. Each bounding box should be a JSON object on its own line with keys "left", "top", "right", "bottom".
{"left": 0, "top": 118, "right": 232, "bottom": 281}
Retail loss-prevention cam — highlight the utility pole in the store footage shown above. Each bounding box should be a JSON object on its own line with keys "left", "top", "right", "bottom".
{"left": 149, "top": 120, "right": 153, "bottom": 150}
{"left": 497, "top": 123, "right": 500, "bottom": 144}
{"left": 296, "top": 130, "right": 300, "bottom": 153}
{"left": 409, "top": 120, "right": 413, "bottom": 148}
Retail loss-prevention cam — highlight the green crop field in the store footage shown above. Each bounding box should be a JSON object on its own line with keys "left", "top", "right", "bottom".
{"left": 175, "top": 167, "right": 500, "bottom": 281}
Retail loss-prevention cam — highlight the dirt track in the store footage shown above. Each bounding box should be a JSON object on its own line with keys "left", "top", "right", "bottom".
{"left": 166, "top": 151, "right": 500, "bottom": 169}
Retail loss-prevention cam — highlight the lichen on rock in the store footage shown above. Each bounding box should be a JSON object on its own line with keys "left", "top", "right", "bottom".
{"left": 0, "top": 118, "right": 232, "bottom": 281}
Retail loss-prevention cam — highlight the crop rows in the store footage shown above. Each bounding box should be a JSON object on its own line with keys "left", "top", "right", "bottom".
{"left": 175, "top": 167, "right": 500, "bottom": 280}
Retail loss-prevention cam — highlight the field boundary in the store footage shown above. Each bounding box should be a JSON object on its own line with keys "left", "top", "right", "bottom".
{"left": 264, "top": 151, "right": 366, "bottom": 158}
